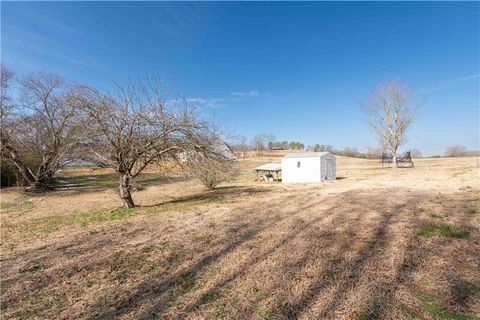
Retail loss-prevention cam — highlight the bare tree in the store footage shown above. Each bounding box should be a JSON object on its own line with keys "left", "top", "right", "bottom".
{"left": 0, "top": 65, "right": 14, "bottom": 112}
{"left": 184, "top": 141, "right": 239, "bottom": 190}
{"left": 444, "top": 145, "right": 467, "bottom": 157}
{"left": 410, "top": 148, "right": 423, "bottom": 158}
{"left": 365, "top": 146, "right": 384, "bottom": 159}
{"left": 79, "top": 78, "right": 224, "bottom": 208}
{"left": 251, "top": 133, "right": 275, "bottom": 152}
{"left": 1, "top": 71, "right": 85, "bottom": 190}
{"left": 236, "top": 135, "right": 249, "bottom": 152}
{"left": 230, "top": 135, "right": 249, "bottom": 153}
{"left": 313, "top": 144, "right": 334, "bottom": 152}
{"left": 363, "top": 79, "right": 420, "bottom": 167}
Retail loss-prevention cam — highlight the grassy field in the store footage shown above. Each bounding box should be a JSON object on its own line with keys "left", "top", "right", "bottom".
{"left": 1, "top": 156, "right": 479, "bottom": 319}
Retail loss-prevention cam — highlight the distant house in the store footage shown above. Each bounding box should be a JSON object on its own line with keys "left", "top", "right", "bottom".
{"left": 281, "top": 152, "right": 336, "bottom": 183}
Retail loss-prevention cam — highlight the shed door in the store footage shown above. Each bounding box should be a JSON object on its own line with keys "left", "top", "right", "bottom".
{"left": 325, "top": 159, "right": 333, "bottom": 180}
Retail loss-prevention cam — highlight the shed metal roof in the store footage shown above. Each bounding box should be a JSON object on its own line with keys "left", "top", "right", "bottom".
{"left": 254, "top": 163, "right": 282, "bottom": 171}
{"left": 283, "top": 152, "right": 332, "bottom": 158}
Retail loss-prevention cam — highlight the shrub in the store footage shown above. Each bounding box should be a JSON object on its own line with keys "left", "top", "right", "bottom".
{"left": 1, "top": 153, "right": 43, "bottom": 187}
{"left": 186, "top": 159, "right": 239, "bottom": 190}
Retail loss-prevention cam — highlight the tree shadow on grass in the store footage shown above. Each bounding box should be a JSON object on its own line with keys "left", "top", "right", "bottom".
{"left": 175, "top": 191, "right": 435, "bottom": 319}
{"left": 93, "top": 191, "right": 423, "bottom": 319}
{"left": 85, "top": 194, "right": 337, "bottom": 319}
{"left": 2, "top": 189, "right": 477, "bottom": 319}
{"left": 142, "top": 185, "right": 271, "bottom": 209}
{"left": 49, "top": 174, "right": 190, "bottom": 196}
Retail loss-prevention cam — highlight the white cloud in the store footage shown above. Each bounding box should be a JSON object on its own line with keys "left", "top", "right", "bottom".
{"left": 230, "top": 90, "right": 261, "bottom": 97}
{"left": 169, "top": 89, "right": 263, "bottom": 110}
{"left": 166, "top": 97, "right": 225, "bottom": 108}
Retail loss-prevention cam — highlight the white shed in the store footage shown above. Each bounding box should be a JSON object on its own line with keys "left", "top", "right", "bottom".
{"left": 281, "top": 152, "right": 336, "bottom": 183}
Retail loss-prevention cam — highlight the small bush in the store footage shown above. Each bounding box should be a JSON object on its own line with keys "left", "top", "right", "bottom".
{"left": 418, "top": 223, "right": 471, "bottom": 239}
{"left": 186, "top": 159, "right": 239, "bottom": 190}
{"left": 1, "top": 153, "right": 42, "bottom": 187}
{"left": 466, "top": 208, "right": 477, "bottom": 215}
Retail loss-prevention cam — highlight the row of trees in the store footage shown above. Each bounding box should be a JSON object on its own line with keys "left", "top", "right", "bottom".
{"left": 231, "top": 134, "right": 307, "bottom": 152}
{"left": 230, "top": 137, "right": 420, "bottom": 160}
{"left": 0, "top": 65, "right": 231, "bottom": 208}
{"left": 444, "top": 145, "right": 479, "bottom": 157}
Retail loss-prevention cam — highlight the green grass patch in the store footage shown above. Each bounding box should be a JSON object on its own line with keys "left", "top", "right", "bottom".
{"left": 452, "top": 280, "right": 480, "bottom": 301}
{"left": 0, "top": 198, "right": 34, "bottom": 212}
{"left": 466, "top": 208, "right": 477, "bottom": 215}
{"left": 260, "top": 309, "right": 276, "bottom": 320}
{"left": 25, "top": 207, "right": 136, "bottom": 235}
{"left": 417, "top": 292, "right": 478, "bottom": 320}
{"left": 199, "top": 292, "right": 216, "bottom": 304}
{"left": 0, "top": 202, "right": 15, "bottom": 210}
{"left": 71, "top": 208, "right": 137, "bottom": 226}
{"left": 400, "top": 304, "right": 421, "bottom": 319}
{"left": 179, "top": 271, "right": 197, "bottom": 293}
{"left": 16, "top": 191, "right": 232, "bottom": 239}
{"left": 418, "top": 224, "right": 471, "bottom": 239}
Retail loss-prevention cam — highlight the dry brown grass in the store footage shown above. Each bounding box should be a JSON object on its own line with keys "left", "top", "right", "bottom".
{"left": 1, "top": 156, "right": 479, "bottom": 319}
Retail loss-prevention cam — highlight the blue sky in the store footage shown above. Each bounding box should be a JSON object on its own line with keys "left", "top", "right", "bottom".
{"left": 2, "top": 2, "right": 479, "bottom": 155}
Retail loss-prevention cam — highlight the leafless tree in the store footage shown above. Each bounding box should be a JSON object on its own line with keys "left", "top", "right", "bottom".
{"left": 365, "top": 146, "right": 384, "bottom": 159}
{"left": 410, "top": 148, "right": 423, "bottom": 158}
{"left": 79, "top": 78, "right": 227, "bottom": 208}
{"left": 187, "top": 159, "right": 238, "bottom": 190}
{"left": 1, "top": 71, "right": 85, "bottom": 189}
{"left": 251, "top": 133, "right": 275, "bottom": 152}
{"left": 1, "top": 65, "right": 14, "bottom": 112}
{"left": 182, "top": 136, "right": 238, "bottom": 190}
{"left": 444, "top": 145, "right": 467, "bottom": 157}
{"left": 232, "top": 135, "right": 249, "bottom": 152}
{"left": 362, "top": 79, "right": 420, "bottom": 167}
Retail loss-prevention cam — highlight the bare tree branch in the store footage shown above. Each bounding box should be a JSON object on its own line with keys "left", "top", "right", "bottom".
{"left": 362, "top": 79, "right": 421, "bottom": 167}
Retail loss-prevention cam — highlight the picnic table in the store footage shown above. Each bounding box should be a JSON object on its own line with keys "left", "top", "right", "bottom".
{"left": 253, "top": 163, "right": 282, "bottom": 182}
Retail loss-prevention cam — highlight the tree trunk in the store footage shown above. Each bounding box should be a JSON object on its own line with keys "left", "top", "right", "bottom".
{"left": 119, "top": 174, "right": 135, "bottom": 208}
{"left": 4, "top": 145, "right": 37, "bottom": 185}
{"left": 392, "top": 153, "right": 398, "bottom": 168}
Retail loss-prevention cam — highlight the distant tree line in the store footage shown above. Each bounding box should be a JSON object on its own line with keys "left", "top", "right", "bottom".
{"left": 231, "top": 134, "right": 307, "bottom": 152}
{"left": 443, "top": 145, "right": 480, "bottom": 157}
{"left": 231, "top": 136, "right": 388, "bottom": 159}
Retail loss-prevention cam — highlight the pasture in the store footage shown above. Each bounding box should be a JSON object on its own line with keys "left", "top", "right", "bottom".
{"left": 1, "top": 156, "right": 479, "bottom": 319}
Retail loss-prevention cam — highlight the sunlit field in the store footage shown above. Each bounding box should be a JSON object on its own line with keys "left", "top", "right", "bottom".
{"left": 1, "top": 156, "right": 479, "bottom": 319}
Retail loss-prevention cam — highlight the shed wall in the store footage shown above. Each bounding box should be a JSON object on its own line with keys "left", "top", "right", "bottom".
{"left": 320, "top": 153, "right": 337, "bottom": 180}
{"left": 281, "top": 153, "right": 336, "bottom": 183}
{"left": 281, "top": 157, "right": 322, "bottom": 183}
